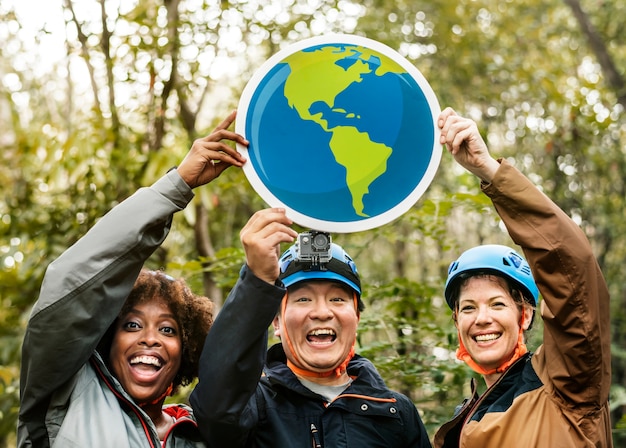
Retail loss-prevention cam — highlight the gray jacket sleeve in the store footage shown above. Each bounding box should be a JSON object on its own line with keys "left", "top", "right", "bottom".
{"left": 19, "top": 170, "right": 194, "bottom": 419}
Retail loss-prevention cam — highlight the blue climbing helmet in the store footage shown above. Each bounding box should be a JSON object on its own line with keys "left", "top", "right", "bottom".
{"left": 444, "top": 244, "right": 539, "bottom": 310}
{"left": 279, "top": 235, "right": 363, "bottom": 311}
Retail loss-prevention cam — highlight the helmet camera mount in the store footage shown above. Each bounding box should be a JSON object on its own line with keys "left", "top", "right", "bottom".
{"left": 294, "top": 231, "right": 332, "bottom": 270}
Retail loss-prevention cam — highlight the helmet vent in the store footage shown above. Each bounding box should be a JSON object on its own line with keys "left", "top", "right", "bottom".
{"left": 505, "top": 252, "right": 523, "bottom": 268}
{"left": 279, "top": 252, "right": 295, "bottom": 273}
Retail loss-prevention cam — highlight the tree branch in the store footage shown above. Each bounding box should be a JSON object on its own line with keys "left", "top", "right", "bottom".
{"left": 63, "top": 0, "right": 103, "bottom": 120}
{"left": 563, "top": 0, "right": 626, "bottom": 107}
{"left": 99, "top": 0, "right": 119, "bottom": 137}
{"left": 194, "top": 202, "right": 223, "bottom": 310}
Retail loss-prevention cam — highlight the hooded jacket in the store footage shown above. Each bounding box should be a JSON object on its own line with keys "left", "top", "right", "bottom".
{"left": 190, "top": 266, "right": 431, "bottom": 448}
{"left": 18, "top": 170, "right": 206, "bottom": 448}
{"left": 434, "top": 160, "right": 612, "bottom": 447}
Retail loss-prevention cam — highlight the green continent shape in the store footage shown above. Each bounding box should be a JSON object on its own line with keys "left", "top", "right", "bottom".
{"left": 329, "top": 127, "right": 391, "bottom": 216}
{"left": 282, "top": 45, "right": 402, "bottom": 217}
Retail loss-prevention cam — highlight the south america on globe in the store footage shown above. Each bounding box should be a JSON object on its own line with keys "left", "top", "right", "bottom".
{"left": 237, "top": 34, "right": 441, "bottom": 233}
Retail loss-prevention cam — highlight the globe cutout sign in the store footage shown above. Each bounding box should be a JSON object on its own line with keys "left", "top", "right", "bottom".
{"left": 236, "top": 34, "right": 441, "bottom": 233}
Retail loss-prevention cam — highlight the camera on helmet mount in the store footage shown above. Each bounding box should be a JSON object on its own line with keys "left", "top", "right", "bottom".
{"left": 295, "top": 230, "right": 332, "bottom": 267}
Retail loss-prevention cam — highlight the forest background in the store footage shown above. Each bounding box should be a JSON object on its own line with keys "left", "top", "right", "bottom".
{"left": 1, "top": 0, "right": 625, "bottom": 446}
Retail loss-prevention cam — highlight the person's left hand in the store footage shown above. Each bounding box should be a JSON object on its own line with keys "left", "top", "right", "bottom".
{"left": 177, "top": 111, "right": 248, "bottom": 189}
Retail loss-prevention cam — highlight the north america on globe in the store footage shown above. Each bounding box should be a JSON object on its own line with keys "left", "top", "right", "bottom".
{"left": 282, "top": 45, "right": 396, "bottom": 217}
{"left": 241, "top": 38, "right": 437, "bottom": 228}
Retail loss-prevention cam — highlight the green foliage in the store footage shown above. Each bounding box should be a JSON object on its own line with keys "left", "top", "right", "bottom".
{"left": 1, "top": 0, "right": 625, "bottom": 445}
{"left": 358, "top": 275, "right": 473, "bottom": 433}
{"left": 167, "top": 245, "right": 246, "bottom": 290}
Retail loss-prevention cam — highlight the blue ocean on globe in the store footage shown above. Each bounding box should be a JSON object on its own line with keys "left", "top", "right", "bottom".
{"left": 244, "top": 42, "right": 437, "bottom": 224}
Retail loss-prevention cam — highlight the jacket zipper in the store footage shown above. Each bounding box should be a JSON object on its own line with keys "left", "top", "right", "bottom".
{"left": 310, "top": 423, "right": 322, "bottom": 448}
{"left": 310, "top": 391, "right": 398, "bottom": 446}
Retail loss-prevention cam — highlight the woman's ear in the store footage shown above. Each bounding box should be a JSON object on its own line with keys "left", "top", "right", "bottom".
{"left": 522, "top": 304, "right": 534, "bottom": 331}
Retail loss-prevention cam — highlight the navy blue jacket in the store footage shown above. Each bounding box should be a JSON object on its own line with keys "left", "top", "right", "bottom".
{"left": 190, "top": 266, "right": 431, "bottom": 447}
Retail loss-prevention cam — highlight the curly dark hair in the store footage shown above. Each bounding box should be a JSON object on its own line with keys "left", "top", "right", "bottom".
{"left": 101, "top": 268, "right": 213, "bottom": 390}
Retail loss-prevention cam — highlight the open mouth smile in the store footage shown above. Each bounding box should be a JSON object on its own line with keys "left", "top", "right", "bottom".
{"left": 128, "top": 355, "right": 164, "bottom": 380}
{"left": 474, "top": 333, "right": 501, "bottom": 342}
{"left": 306, "top": 328, "right": 337, "bottom": 344}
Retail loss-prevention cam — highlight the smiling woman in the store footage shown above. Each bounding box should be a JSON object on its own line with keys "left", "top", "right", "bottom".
{"left": 99, "top": 270, "right": 212, "bottom": 441}
{"left": 447, "top": 257, "right": 536, "bottom": 385}
{"left": 433, "top": 108, "right": 612, "bottom": 448}
{"left": 17, "top": 112, "right": 248, "bottom": 448}
{"left": 105, "top": 270, "right": 212, "bottom": 397}
{"left": 98, "top": 269, "right": 213, "bottom": 439}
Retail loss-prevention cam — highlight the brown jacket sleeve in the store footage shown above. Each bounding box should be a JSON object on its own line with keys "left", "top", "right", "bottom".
{"left": 483, "top": 159, "right": 611, "bottom": 410}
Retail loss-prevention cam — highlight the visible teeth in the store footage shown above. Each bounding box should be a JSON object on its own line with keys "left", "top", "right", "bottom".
{"left": 308, "top": 329, "right": 336, "bottom": 336}
{"left": 130, "top": 355, "right": 162, "bottom": 367}
{"left": 475, "top": 334, "right": 499, "bottom": 342}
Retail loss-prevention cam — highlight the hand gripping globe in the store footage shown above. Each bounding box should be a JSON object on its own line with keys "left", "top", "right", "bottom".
{"left": 237, "top": 34, "right": 441, "bottom": 233}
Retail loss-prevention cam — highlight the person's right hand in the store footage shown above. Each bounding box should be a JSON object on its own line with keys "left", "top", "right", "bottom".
{"left": 177, "top": 111, "right": 248, "bottom": 189}
{"left": 438, "top": 107, "right": 500, "bottom": 183}
{"left": 240, "top": 208, "right": 298, "bottom": 284}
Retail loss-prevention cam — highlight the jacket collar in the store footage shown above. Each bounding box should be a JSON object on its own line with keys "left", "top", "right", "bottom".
{"left": 265, "top": 343, "right": 391, "bottom": 398}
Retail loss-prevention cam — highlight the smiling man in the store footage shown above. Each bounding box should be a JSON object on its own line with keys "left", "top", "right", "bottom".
{"left": 190, "top": 210, "right": 431, "bottom": 448}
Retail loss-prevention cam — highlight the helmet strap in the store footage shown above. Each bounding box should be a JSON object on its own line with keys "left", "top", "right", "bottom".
{"left": 286, "top": 345, "right": 355, "bottom": 379}
{"left": 456, "top": 312, "right": 528, "bottom": 376}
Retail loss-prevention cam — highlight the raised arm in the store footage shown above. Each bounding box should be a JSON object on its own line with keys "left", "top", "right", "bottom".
{"left": 485, "top": 162, "right": 610, "bottom": 406}
{"left": 438, "top": 107, "right": 611, "bottom": 407}
{"left": 190, "top": 208, "right": 297, "bottom": 447}
{"left": 20, "top": 112, "right": 247, "bottom": 419}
